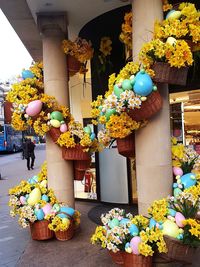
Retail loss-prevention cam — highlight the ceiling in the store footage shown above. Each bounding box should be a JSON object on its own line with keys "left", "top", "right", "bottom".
{"left": 0, "top": 0, "right": 129, "bottom": 60}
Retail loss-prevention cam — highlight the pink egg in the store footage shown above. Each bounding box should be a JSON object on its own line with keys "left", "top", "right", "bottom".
{"left": 26, "top": 100, "right": 43, "bottom": 117}
{"left": 130, "top": 236, "right": 141, "bottom": 255}
{"left": 20, "top": 196, "right": 26, "bottom": 205}
{"left": 173, "top": 167, "right": 183, "bottom": 177}
{"left": 175, "top": 212, "right": 185, "bottom": 228}
{"left": 60, "top": 123, "right": 68, "bottom": 133}
{"left": 42, "top": 203, "right": 53, "bottom": 215}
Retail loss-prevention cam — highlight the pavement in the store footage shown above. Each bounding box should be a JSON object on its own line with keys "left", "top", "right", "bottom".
{"left": 0, "top": 145, "right": 198, "bottom": 267}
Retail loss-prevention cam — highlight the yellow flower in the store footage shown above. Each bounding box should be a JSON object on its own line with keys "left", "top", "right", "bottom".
{"left": 99, "top": 37, "right": 112, "bottom": 57}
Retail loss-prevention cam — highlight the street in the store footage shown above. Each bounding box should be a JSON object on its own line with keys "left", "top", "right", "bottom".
{"left": 0, "top": 145, "right": 46, "bottom": 267}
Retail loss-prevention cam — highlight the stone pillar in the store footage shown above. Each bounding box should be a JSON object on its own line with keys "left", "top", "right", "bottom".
{"left": 132, "top": 0, "right": 173, "bottom": 215}
{"left": 37, "top": 13, "right": 74, "bottom": 208}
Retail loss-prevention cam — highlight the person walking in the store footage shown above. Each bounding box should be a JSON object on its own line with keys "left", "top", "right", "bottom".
{"left": 24, "top": 139, "right": 36, "bottom": 170}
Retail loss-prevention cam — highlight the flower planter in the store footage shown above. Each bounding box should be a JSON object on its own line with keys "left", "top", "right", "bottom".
{"left": 30, "top": 220, "right": 54, "bottom": 240}
{"left": 74, "top": 159, "right": 91, "bottom": 180}
{"left": 116, "top": 132, "right": 135, "bottom": 158}
{"left": 160, "top": 235, "right": 197, "bottom": 264}
{"left": 152, "top": 62, "right": 189, "bottom": 85}
{"left": 128, "top": 91, "right": 162, "bottom": 122}
{"left": 55, "top": 221, "right": 74, "bottom": 241}
{"left": 67, "top": 55, "right": 81, "bottom": 76}
{"left": 108, "top": 250, "right": 124, "bottom": 265}
{"left": 123, "top": 253, "right": 153, "bottom": 267}
{"left": 62, "top": 145, "right": 91, "bottom": 161}
{"left": 48, "top": 128, "right": 61, "bottom": 143}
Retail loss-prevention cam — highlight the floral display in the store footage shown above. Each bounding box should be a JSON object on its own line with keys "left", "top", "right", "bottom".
{"left": 97, "top": 36, "right": 113, "bottom": 73}
{"left": 119, "top": 11, "right": 132, "bottom": 54}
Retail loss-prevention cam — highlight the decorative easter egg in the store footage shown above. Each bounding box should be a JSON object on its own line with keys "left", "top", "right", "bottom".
{"left": 20, "top": 196, "right": 26, "bottom": 205}
{"left": 173, "top": 183, "right": 178, "bottom": 188}
{"left": 62, "top": 218, "right": 70, "bottom": 226}
{"left": 173, "top": 167, "right": 183, "bottom": 177}
{"left": 133, "top": 72, "right": 153, "bottom": 96}
{"left": 129, "top": 224, "right": 139, "bottom": 236}
{"left": 60, "top": 123, "right": 68, "bottom": 133}
{"left": 35, "top": 208, "right": 45, "bottom": 221}
{"left": 42, "top": 203, "right": 53, "bottom": 215}
{"left": 58, "top": 206, "right": 75, "bottom": 218}
{"left": 41, "top": 194, "right": 49, "bottom": 202}
{"left": 26, "top": 100, "right": 43, "bottom": 117}
{"left": 149, "top": 218, "right": 157, "bottom": 229}
{"left": 173, "top": 187, "right": 182, "bottom": 198}
{"left": 122, "top": 79, "right": 132, "bottom": 91}
{"left": 52, "top": 203, "right": 60, "bottom": 212}
{"left": 90, "top": 133, "right": 96, "bottom": 141}
{"left": 109, "top": 218, "right": 120, "bottom": 229}
{"left": 27, "top": 188, "right": 41, "bottom": 206}
{"left": 119, "top": 218, "right": 130, "bottom": 225}
{"left": 181, "top": 173, "right": 196, "bottom": 189}
{"left": 166, "top": 10, "right": 181, "bottom": 20}
{"left": 105, "top": 108, "right": 116, "bottom": 121}
{"left": 175, "top": 212, "right": 185, "bottom": 228}
{"left": 22, "top": 70, "right": 35, "bottom": 79}
{"left": 28, "top": 178, "right": 36, "bottom": 184}
{"left": 130, "top": 75, "right": 135, "bottom": 86}
{"left": 114, "top": 84, "right": 124, "bottom": 98}
{"left": 50, "top": 111, "right": 64, "bottom": 122}
{"left": 168, "top": 209, "right": 176, "bottom": 217}
{"left": 84, "top": 126, "right": 92, "bottom": 135}
{"left": 166, "top": 37, "right": 177, "bottom": 46}
{"left": 32, "top": 175, "right": 39, "bottom": 182}
{"left": 50, "top": 119, "right": 61, "bottom": 128}
{"left": 130, "top": 236, "right": 141, "bottom": 255}
{"left": 162, "top": 219, "right": 179, "bottom": 238}
{"left": 40, "top": 180, "right": 47, "bottom": 188}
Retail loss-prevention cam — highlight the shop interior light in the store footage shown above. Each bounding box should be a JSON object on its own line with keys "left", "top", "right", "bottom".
{"left": 184, "top": 105, "right": 200, "bottom": 110}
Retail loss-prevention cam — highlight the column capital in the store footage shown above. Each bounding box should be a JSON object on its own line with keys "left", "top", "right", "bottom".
{"left": 37, "top": 12, "right": 68, "bottom": 37}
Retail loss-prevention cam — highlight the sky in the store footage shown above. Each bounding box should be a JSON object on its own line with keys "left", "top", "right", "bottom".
{"left": 0, "top": 9, "right": 33, "bottom": 82}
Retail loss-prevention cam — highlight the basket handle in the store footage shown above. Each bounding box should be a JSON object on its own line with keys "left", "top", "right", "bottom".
{"left": 55, "top": 211, "right": 73, "bottom": 221}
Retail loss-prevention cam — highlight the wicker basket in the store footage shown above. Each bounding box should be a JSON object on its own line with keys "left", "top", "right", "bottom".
{"left": 74, "top": 159, "right": 91, "bottom": 180}
{"left": 48, "top": 128, "right": 61, "bottom": 143}
{"left": 108, "top": 250, "right": 124, "bottom": 265}
{"left": 67, "top": 55, "right": 81, "bottom": 76}
{"left": 30, "top": 220, "right": 54, "bottom": 241}
{"left": 152, "top": 62, "right": 189, "bottom": 85}
{"left": 160, "top": 235, "right": 197, "bottom": 264}
{"left": 62, "top": 145, "right": 91, "bottom": 161}
{"left": 116, "top": 132, "right": 135, "bottom": 158}
{"left": 128, "top": 91, "right": 162, "bottom": 122}
{"left": 123, "top": 253, "right": 153, "bottom": 267}
{"left": 55, "top": 222, "right": 74, "bottom": 241}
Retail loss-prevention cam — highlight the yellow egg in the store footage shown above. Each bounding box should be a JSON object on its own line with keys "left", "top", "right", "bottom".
{"left": 50, "top": 119, "right": 61, "bottom": 128}
{"left": 40, "top": 180, "right": 47, "bottom": 188}
{"left": 166, "top": 37, "right": 177, "bottom": 46}
{"left": 167, "top": 11, "right": 181, "bottom": 20}
{"left": 62, "top": 218, "right": 70, "bottom": 226}
{"left": 162, "top": 219, "right": 179, "bottom": 238}
{"left": 27, "top": 188, "right": 41, "bottom": 206}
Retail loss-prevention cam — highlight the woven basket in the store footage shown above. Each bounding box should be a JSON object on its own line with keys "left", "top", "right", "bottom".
{"left": 67, "top": 55, "right": 81, "bottom": 76}
{"left": 123, "top": 253, "right": 153, "bottom": 267}
{"left": 62, "top": 145, "right": 90, "bottom": 161}
{"left": 74, "top": 159, "right": 91, "bottom": 180}
{"left": 116, "top": 132, "right": 135, "bottom": 158}
{"left": 30, "top": 220, "right": 54, "bottom": 241}
{"left": 55, "top": 212, "right": 74, "bottom": 241}
{"left": 160, "top": 235, "right": 197, "bottom": 264}
{"left": 128, "top": 91, "right": 162, "bottom": 122}
{"left": 152, "top": 62, "right": 189, "bottom": 85}
{"left": 48, "top": 128, "right": 61, "bottom": 143}
{"left": 108, "top": 250, "right": 124, "bottom": 265}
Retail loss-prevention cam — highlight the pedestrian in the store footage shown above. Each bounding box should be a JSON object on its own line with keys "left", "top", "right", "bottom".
{"left": 21, "top": 138, "right": 26, "bottom": 160}
{"left": 24, "top": 139, "right": 36, "bottom": 170}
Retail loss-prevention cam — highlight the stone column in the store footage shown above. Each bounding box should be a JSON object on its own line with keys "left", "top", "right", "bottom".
{"left": 37, "top": 13, "right": 74, "bottom": 208}
{"left": 132, "top": 0, "right": 173, "bottom": 215}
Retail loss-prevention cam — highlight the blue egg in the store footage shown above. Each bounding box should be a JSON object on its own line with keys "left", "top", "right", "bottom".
{"left": 57, "top": 206, "right": 75, "bottom": 218}
{"left": 166, "top": 10, "right": 175, "bottom": 19}
{"left": 149, "top": 218, "right": 157, "bottom": 229}
{"left": 180, "top": 173, "right": 196, "bottom": 189}
{"left": 28, "top": 178, "right": 35, "bottom": 184}
{"left": 90, "top": 133, "right": 96, "bottom": 141}
{"left": 119, "top": 218, "right": 130, "bottom": 225}
{"left": 159, "top": 223, "right": 163, "bottom": 230}
{"left": 22, "top": 70, "right": 35, "bottom": 80}
{"left": 129, "top": 224, "right": 139, "bottom": 236}
{"left": 173, "top": 187, "right": 182, "bottom": 198}
{"left": 173, "top": 183, "right": 178, "bottom": 188}
{"left": 32, "top": 176, "right": 39, "bottom": 182}
{"left": 35, "top": 209, "right": 45, "bottom": 221}
{"left": 25, "top": 194, "right": 29, "bottom": 199}
{"left": 168, "top": 208, "right": 176, "bottom": 217}
{"left": 41, "top": 194, "right": 49, "bottom": 202}
{"left": 125, "top": 242, "right": 130, "bottom": 249}
{"left": 108, "top": 218, "right": 120, "bottom": 229}
{"left": 133, "top": 72, "right": 153, "bottom": 96}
